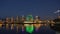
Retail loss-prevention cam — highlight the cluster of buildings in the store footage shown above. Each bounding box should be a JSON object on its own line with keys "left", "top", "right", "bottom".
{"left": 0, "top": 15, "right": 60, "bottom": 32}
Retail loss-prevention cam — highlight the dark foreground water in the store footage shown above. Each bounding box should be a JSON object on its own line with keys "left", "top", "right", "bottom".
{"left": 0, "top": 26, "right": 56, "bottom": 34}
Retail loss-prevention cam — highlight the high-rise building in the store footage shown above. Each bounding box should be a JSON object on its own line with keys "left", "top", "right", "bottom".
{"left": 5, "top": 17, "right": 10, "bottom": 30}
{"left": 34, "top": 16, "right": 42, "bottom": 31}
{"left": 10, "top": 17, "right": 14, "bottom": 30}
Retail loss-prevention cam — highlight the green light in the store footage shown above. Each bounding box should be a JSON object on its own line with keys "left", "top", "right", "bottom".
{"left": 26, "top": 25, "right": 34, "bottom": 33}
{"left": 26, "top": 15, "right": 33, "bottom": 21}
{"left": 25, "top": 14, "right": 34, "bottom": 33}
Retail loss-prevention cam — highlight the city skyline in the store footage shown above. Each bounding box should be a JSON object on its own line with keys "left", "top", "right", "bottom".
{"left": 0, "top": 0, "right": 60, "bottom": 34}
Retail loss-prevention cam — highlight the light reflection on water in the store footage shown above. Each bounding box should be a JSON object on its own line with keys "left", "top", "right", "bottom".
{"left": 0, "top": 23, "right": 56, "bottom": 34}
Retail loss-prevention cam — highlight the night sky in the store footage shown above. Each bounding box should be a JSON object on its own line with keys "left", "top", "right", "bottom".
{"left": 0, "top": 0, "right": 60, "bottom": 34}
{"left": 0, "top": 0, "right": 60, "bottom": 19}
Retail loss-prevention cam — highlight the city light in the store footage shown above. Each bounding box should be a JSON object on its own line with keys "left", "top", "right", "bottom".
{"left": 0, "top": 15, "right": 60, "bottom": 34}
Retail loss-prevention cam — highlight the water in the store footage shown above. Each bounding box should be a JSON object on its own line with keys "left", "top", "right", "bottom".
{"left": 0, "top": 25, "right": 56, "bottom": 34}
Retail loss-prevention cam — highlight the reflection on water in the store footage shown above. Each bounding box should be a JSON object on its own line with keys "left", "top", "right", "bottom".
{"left": 0, "top": 23, "right": 56, "bottom": 34}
